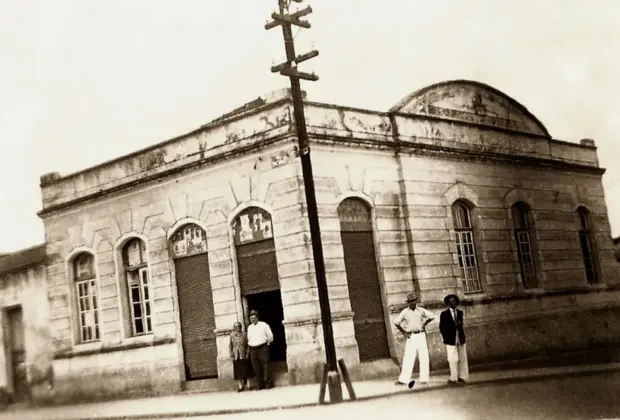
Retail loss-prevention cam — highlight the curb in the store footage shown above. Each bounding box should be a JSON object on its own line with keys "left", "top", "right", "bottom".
{"left": 59, "top": 364, "right": 620, "bottom": 420}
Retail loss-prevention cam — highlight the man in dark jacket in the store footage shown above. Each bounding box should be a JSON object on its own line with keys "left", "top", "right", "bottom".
{"left": 438, "top": 294, "right": 469, "bottom": 384}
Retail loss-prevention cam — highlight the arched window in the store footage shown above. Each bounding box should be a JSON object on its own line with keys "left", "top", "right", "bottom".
{"left": 122, "top": 238, "right": 152, "bottom": 335}
{"left": 512, "top": 202, "right": 538, "bottom": 288}
{"left": 73, "top": 252, "right": 100, "bottom": 343}
{"left": 577, "top": 207, "right": 598, "bottom": 283}
{"left": 452, "top": 200, "right": 482, "bottom": 293}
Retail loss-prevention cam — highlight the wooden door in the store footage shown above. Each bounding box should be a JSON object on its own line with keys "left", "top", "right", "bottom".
{"left": 175, "top": 254, "right": 218, "bottom": 380}
{"left": 339, "top": 199, "right": 390, "bottom": 362}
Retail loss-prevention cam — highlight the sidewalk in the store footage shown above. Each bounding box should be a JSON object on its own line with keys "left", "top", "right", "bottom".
{"left": 3, "top": 362, "right": 620, "bottom": 420}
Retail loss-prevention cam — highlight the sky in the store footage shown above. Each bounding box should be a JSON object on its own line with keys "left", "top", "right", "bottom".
{"left": 0, "top": 0, "right": 618, "bottom": 253}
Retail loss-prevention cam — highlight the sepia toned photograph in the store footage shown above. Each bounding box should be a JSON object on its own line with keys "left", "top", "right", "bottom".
{"left": 0, "top": 1, "right": 619, "bottom": 419}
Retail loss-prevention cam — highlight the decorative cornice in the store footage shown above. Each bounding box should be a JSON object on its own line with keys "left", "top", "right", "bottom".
{"left": 39, "top": 127, "right": 604, "bottom": 218}
{"left": 310, "top": 133, "right": 605, "bottom": 176}
{"left": 41, "top": 98, "right": 294, "bottom": 188}
{"left": 38, "top": 133, "right": 296, "bottom": 218}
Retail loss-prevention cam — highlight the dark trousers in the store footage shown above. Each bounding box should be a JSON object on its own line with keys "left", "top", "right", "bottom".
{"left": 249, "top": 343, "right": 272, "bottom": 389}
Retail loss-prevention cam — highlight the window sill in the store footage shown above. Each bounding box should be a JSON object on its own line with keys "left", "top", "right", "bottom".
{"left": 120, "top": 333, "right": 157, "bottom": 347}
{"left": 54, "top": 335, "right": 175, "bottom": 360}
{"left": 71, "top": 340, "right": 103, "bottom": 353}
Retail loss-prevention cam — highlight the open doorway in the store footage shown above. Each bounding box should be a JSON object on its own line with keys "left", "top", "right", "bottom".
{"left": 246, "top": 290, "right": 287, "bottom": 363}
{"left": 6, "top": 306, "right": 28, "bottom": 404}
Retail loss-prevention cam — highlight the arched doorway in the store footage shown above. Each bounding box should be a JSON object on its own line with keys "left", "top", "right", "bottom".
{"left": 170, "top": 223, "right": 218, "bottom": 380}
{"left": 232, "top": 207, "right": 287, "bottom": 365}
{"left": 338, "top": 198, "right": 390, "bottom": 361}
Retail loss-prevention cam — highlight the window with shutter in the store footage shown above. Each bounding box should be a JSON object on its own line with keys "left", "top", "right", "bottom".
{"left": 338, "top": 198, "right": 390, "bottom": 362}
{"left": 170, "top": 224, "right": 218, "bottom": 380}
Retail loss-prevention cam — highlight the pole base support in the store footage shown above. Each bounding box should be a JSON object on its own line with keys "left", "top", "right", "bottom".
{"left": 318, "top": 358, "right": 356, "bottom": 405}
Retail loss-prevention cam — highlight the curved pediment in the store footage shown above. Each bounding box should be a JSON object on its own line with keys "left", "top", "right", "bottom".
{"left": 390, "top": 80, "right": 550, "bottom": 137}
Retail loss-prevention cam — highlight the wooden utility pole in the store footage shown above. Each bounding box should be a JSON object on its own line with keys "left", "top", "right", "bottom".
{"left": 265, "top": 0, "right": 354, "bottom": 405}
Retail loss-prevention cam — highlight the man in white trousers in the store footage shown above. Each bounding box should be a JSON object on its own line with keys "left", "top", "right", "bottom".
{"left": 439, "top": 293, "right": 469, "bottom": 385}
{"left": 394, "top": 293, "right": 435, "bottom": 388}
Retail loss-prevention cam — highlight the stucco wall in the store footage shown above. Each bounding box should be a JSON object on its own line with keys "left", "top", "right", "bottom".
{"left": 0, "top": 265, "right": 53, "bottom": 397}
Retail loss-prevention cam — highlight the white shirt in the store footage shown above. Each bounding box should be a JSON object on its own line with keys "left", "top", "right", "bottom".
{"left": 450, "top": 308, "right": 461, "bottom": 344}
{"left": 247, "top": 321, "right": 274, "bottom": 347}
{"left": 394, "top": 306, "right": 435, "bottom": 333}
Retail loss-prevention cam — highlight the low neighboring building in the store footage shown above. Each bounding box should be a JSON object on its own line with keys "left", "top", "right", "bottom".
{"left": 3, "top": 81, "right": 620, "bottom": 405}
{"left": 0, "top": 245, "right": 53, "bottom": 405}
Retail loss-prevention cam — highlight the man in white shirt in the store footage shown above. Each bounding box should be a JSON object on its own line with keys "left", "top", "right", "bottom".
{"left": 247, "top": 309, "right": 274, "bottom": 390}
{"left": 394, "top": 292, "right": 435, "bottom": 388}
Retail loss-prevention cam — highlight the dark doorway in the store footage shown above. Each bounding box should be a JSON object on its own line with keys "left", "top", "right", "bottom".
{"left": 246, "top": 290, "right": 287, "bottom": 363}
{"left": 7, "top": 306, "right": 28, "bottom": 403}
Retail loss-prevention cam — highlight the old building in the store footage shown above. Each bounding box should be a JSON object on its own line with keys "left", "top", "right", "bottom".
{"left": 4, "top": 81, "right": 620, "bottom": 404}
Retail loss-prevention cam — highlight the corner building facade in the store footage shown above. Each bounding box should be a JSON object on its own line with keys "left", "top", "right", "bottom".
{"left": 29, "top": 82, "right": 620, "bottom": 403}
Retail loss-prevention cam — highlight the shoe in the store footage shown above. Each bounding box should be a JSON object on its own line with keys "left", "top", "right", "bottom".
{"left": 407, "top": 380, "right": 415, "bottom": 389}
{"left": 458, "top": 378, "right": 467, "bottom": 383}
{"left": 447, "top": 379, "right": 458, "bottom": 385}
{"left": 394, "top": 381, "right": 406, "bottom": 386}
{"left": 418, "top": 381, "right": 429, "bottom": 385}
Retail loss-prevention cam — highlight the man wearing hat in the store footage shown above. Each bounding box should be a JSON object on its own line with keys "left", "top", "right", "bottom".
{"left": 246, "top": 309, "right": 274, "bottom": 390}
{"left": 394, "top": 292, "right": 436, "bottom": 388}
{"left": 439, "top": 294, "right": 469, "bottom": 384}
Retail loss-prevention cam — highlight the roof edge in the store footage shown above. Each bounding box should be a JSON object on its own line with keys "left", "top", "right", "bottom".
{"left": 0, "top": 243, "right": 48, "bottom": 276}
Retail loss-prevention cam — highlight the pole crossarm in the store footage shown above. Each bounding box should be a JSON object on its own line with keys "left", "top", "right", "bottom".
{"left": 271, "top": 50, "right": 319, "bottom": 73}
{"left": 280, "top": 67, "right": 318, "bottom": 81}
{"left": 265, "top": 5, "right": 313, "bottom": 30}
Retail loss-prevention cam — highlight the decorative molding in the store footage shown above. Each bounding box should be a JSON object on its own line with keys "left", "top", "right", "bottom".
{"left": 231, "top": 207, "right": 274, "bottom": 246}
{"left": 53, "top": 336, "right": 175, "bottom": 359}
{"left": 169, "top": 223, "right": 208, "bottom": 259}
{"left": 417, "top": 284, "right": 620, "bottom": 310}
{"left": 253, "top": 148, "right": 298, "bottom": 172}
{"left": 283, "top": 311, "right": 354, "bottom": 327}
{"left": 503, "top": 187, "right": 533, "bottom": 208}
{"left": 166, "top": 218, "right": 209, "bottom": 240}
{"left": 311, "top": 133, "right": 605, "bottom": 176}
{"left": 335, "top": 190, "right": 375, "bottom": 209}
{"left": 215, "top": 328, "right": 235, "bottom": 336}
{"left": 38, "top": 134, "right": 294, "bottom": 218}
{"left": 37, "top": 132, "right": 604, "bottom": 217}
{"left": 443, "top": 182, "right": 480, "bottom": 207}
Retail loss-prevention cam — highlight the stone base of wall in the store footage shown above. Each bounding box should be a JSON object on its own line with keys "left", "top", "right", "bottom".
{"left": 34, "top": 364, "right": 181, "bottom": 406}
{"left": 35, "top": 342, "right": 182, "bottom": 406}
{"left": 425, "top": 303, "right": 620, "bottom": 372}
{"left": 28, "top": 303, "right": 620, "bottom": 405}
